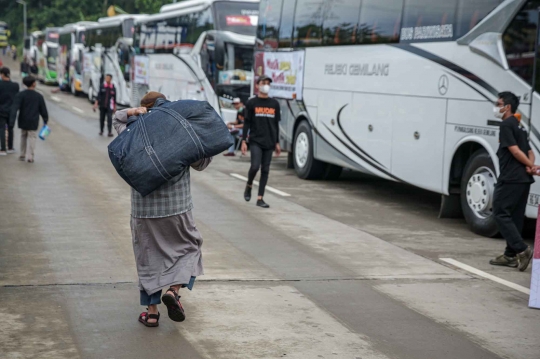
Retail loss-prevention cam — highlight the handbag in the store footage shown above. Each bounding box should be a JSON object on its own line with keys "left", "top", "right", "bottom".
{"left": 108, "top": 99, "right": 233, "bottom": 196}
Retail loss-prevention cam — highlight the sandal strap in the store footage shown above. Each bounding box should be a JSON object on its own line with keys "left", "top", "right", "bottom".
{"left": 148, "top": 313, "right": 160, "bottom": 320}
{"left": 167, "top": 287, "right": 180, "bottom": 300}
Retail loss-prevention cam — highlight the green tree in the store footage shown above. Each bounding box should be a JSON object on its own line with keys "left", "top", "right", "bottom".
{"left": 0, "top": 0, "right": 180, "bottom": 44}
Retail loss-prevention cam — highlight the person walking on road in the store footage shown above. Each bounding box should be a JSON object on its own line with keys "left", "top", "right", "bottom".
{"left": 490, "top": 92, "right": 535, "bottom": 271}
{"left": 9, "top": 76, "right": 48, "bottom": 163}
{"left": 0, "top": 67, "right": 19, "bottom": 155}
{"left": 241, "top": 75, "right": 281, "bottom": 208}
{"left": 224, "top": 97, "right": 245, "bottom": 157}
{"left": 93, "top": 73, "right": 116, "bottom": 137}
{"left": 113, "top": 91, "right": 210, "bottom": 328}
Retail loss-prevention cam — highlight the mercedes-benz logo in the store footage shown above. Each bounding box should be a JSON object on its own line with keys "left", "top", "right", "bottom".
{"left": 438, "top": 75, "right": 449, "bottom": 96}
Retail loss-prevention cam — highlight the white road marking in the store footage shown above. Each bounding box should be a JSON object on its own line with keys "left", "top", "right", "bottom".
{"left": 230, "top": 173, "right": 291, "bottom": 197}
{"left": 440, "top": 258, "right": 530, "bottom": 295}
{"left": 72, "top": 106, "right": 84, "bottom": 114}
{"left": 51, "top": 96, "right": 61, "bottom": 102}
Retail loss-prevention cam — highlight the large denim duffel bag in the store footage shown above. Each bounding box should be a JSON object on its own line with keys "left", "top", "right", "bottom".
{"left": 108, "top": 99, "right": 233, "bottom": 196}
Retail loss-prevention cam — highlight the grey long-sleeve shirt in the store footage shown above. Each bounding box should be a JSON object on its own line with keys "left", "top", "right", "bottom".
{"left": 113, "top": 109, "right": 212, "bottom": 218}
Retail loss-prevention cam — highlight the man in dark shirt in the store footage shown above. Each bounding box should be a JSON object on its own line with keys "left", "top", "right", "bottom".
{"left": 241, "top": 75, "right": 281, "bottom": 208}
{"left": 93, "top": 74, "right": 116, "bottom": 137}
{"left": 9, "top": 76, "right": 48, "bottom": 163}
{"left": 0, "top": 67, "right": 20, "bottom": 155}
{"left": 490, "top": 92, "right": 535, "bottom": 271}
{"left": 224, "top": 97, "right": 245, "bottom": 157}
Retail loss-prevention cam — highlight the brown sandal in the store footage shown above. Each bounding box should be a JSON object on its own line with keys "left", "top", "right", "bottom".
{"left": 138, "top": 310, "right": 160, "bottom": 327}
{"left": 162, "top": 287, "right": 186, "bottom": 322}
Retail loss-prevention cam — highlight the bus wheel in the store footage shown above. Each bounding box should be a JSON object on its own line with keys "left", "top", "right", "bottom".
{"left": 87, "top": 83, "right": 94, "bottom": 103}
{"left": 460, "top": 150, "right": 499, "bottom": 237}
{"left": 293, "top": 121, "right": 326, "bottom": 179}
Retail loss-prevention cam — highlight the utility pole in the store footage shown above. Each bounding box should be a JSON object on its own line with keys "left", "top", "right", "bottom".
{"left": 17, "top": 0, "right": 27, "bottom": 40}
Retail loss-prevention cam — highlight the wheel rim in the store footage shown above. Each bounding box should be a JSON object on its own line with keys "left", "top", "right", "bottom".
{"left": 295, "top": 132, "right": 309, "bottom": 168}
{"left": 466, "top": 166, "right": 497, "bottom": 219}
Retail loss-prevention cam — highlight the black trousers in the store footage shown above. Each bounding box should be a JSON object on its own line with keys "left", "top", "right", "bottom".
{"left": 247, "top": 143, "right": 273, "bottom": 197}
{"left": 99, "top": 107, "right": 113, "bottom": 134}
{"left": 493, "top": 182, "right": 530, "bottom": 257}
{"left": 0, "top": 117, "right": 12, "bottom": 151}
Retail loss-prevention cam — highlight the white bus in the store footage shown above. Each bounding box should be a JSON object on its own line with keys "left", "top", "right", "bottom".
{"left": 23, "top": 31, "right": 44, "bottom": 80}
{"left": 83, "top": 15, "right": 147, "bottom": 106}
{"left": 131, "top": 0, "right": 259, "bottom": 122}
{"left": 256, "top": 0, "right": 540, "bottom": 236}
{"left": 36, "top": 28, "right": 60, "bottom": 85}
{"left": 58, "top": 22, "right": 96, "bottom": 95}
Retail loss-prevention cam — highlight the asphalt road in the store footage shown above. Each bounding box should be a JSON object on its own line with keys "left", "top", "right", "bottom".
{"left": 1, "top": 55, "right": 538, "bottom": 359}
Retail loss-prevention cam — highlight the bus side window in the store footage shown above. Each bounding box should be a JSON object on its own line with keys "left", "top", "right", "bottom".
{"left": 455, "top": 0, "right": 502, "bottom": 38}
{"left": 278, "top": 0, "right": 296, "bottom": 48}
{"left": 358, "top": 0, "right": 403, "bottom": 45}
{"left": 257, "top": 0, "right": 283, "bottom": 50}
{"left": 322, "top": 0, "right": 361, "bottom": 46}
{"left": 400, "top": 0, "right": 457, "bottom": 43}
{"left": 293, "top": 0, "right": 324, "bottom": 47}
{"left": 503, "top": 1, "right": 540, "bottom": 88}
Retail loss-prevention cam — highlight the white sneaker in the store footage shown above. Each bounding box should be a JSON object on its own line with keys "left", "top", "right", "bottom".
{"left": 0, "top": 151, "right": 7, "bottom": 156}
{"left": 6, "top": 149, "right": 15, "bottom": 154}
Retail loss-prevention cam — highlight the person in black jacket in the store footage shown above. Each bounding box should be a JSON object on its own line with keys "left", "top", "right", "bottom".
{"left": 10, "top": 76, "right": 48, "bottom": 163}
{"left": 93, "top": 74, "right": 117, "bottom": 137}
{"left": 241, "top": 75, "right": 281, "bottom": 208}
{"left": 0, "top": 67, "right": 20, "bottom": 155}
{"left": 490, "top": 92, "right": 535, "bottom": 271}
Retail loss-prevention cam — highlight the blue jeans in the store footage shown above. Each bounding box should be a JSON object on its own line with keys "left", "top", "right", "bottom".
{"left": 140, "top": 276, "right": 197, "bottom": 305}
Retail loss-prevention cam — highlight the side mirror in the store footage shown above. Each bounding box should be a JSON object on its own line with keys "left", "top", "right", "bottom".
{"left": 214, "top": 34, "right": 225, "bottom": 69}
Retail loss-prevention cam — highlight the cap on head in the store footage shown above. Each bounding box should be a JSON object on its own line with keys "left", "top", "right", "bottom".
{"left": 257, "top": 75, "right": 272, "bottom": 84}
{"left": 141, "top": 91, "right": 166, "bottom": 109}
{"left": 232, "top": 97, "right": 241, "bottom": 104}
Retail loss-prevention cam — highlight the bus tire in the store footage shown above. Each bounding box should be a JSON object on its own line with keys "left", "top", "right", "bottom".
{"left": 293, "top": 121, "right": 326, "bottom": 179}
{"left": 460, "top": 150, "right": 499, "bottom": 237}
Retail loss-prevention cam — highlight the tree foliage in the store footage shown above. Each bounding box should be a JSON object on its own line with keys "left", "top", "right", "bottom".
{"left": 0, "top": 0, "right": 177, "bottom": 44}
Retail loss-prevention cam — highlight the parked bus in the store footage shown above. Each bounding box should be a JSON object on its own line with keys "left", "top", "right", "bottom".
{"left": 0, "top": 22, "right": 9, "bottom": 49}
{"left": 23, "top": 31, "right": 45, "bottom": 80}
{"left": 83, "top": 15, "right": 147, "bottom": 106}
{"left": 255, "top": 0, "right": 540, "bottom": 236}
{"left": 132, "top": 0, "right": 259, "bottom": 122}
{"left": 58, "top": 22, "right": 96, "bottom": 95}
{"left": 37, "top": 27, "right": 60, "bottom": 84}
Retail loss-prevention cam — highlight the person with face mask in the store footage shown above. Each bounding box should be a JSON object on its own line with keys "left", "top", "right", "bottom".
{"left": 224, "top": 98, "right": 245, "bottom": 156}
{"left": 490, "top": 92, "right": 536, "bottom": 272}
{"left": 241, "top": 75, "right": 281, "bottom": 208}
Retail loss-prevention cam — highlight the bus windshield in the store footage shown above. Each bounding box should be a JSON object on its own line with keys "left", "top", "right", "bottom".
{"left": 123, "top": 19, "right": 135, "bottom": 39}
{"left": 77, "top": 30, "right": 86, "bottom": 45}
{"left": 213, "top": 1, "right": 259, "bottom": 36}
{"left": 46, "top": 31, "right": 59, "bottom": 43}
